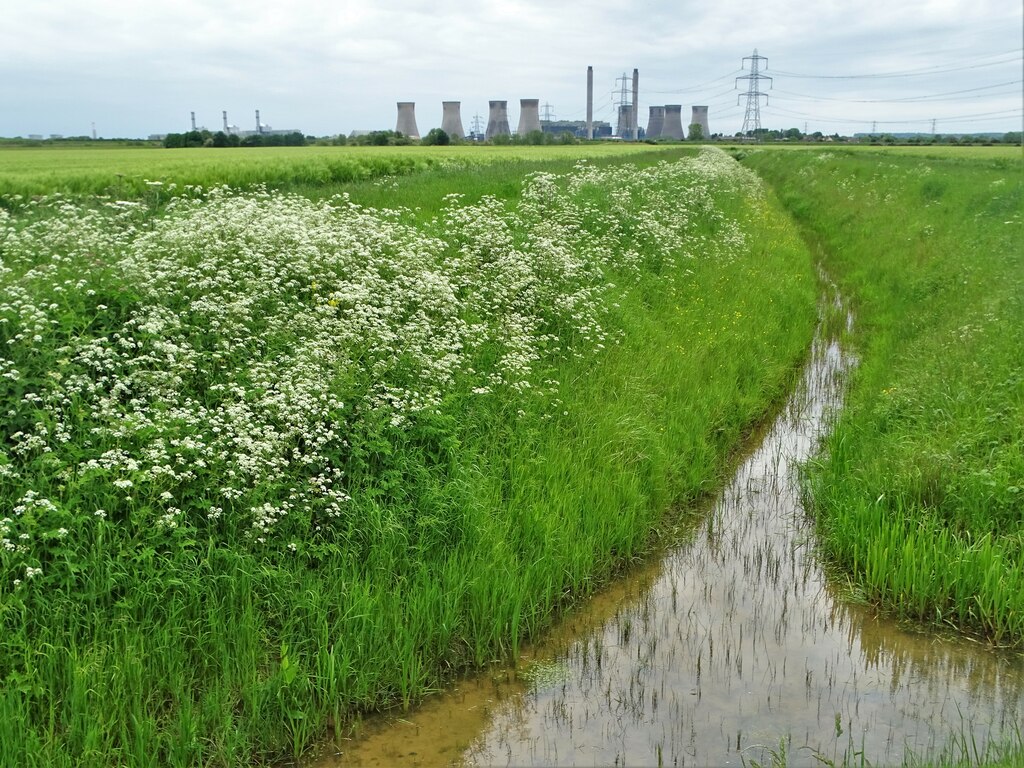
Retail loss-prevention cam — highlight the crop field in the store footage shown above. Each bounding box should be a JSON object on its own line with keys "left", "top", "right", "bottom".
{"left": 0, "top": 143, "right": 675, "bottom": 201}
{"left": 0, "top": 146, "right": 822, "bottom": 766}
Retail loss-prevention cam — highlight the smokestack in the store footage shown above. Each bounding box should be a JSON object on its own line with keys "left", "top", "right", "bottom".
{"left": 647, "top": 106, "right": 665, "bottom": 139}
{"left": 518, "top": 99, "right": 541, "bottom": 135}
{"left": 440, "top": 102, "right": 465, "bottom": 139}
{"left": 396, "top": 102, "right": 420, "bottom": 139}
{"left": 662, "top": 105, "right": 684, "bottom": 139}
{"left": 632, "top": 68, "right": 639, "bottom": 140}
{"left": 586, "top": 66, "right": 594, "bottom": 140}
{"left": 691, "top": 106, "right": 710, "bottom": 140}
{"left": 222, "top": 111, "right": 228, "bottom": 133}
{"left": 190, "top": 111, "right": 197, "bottom": 131}
{"left": 255, "top": 109, "right": 261, "bottom": 134}
{"left": 485, "top": 100, "right": 510, "bottom": 140}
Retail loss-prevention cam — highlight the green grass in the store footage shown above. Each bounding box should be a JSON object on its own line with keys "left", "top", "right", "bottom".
{"left": 0, "top": 149, "right": 818, "bottom": 765}
{"left": 742, "top": 146, "right": 1024, "bottom": 647}
{"left": 0, "top": 143, "right": 678, "bottom": 203}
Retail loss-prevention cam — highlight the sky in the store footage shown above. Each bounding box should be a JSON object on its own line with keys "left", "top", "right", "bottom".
{"left": 2, "top": 0, "right": 1021, "bottom": 139}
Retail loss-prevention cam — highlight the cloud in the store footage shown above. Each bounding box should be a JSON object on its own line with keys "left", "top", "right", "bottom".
{"left": 1, "top": 0, "right": 1020, "bottom": 137}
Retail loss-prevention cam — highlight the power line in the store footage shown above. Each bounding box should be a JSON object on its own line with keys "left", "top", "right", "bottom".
{"left": 771, "top": 80, "right": 1022, "bottom": 104}
{"left": 772, "top": 49, "right": 1021, "bottom": 80}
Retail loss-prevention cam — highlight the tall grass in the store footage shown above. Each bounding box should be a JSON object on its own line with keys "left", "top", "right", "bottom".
{"left": 742, "top": 147, "right": 1024, "bottom": 646}
{"left": 0, "top": 148, "right": 818, "bottom": 765}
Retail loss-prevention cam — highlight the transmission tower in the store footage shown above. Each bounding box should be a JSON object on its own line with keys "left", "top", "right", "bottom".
{"left": 470, "top": 113, "right": 484, "bottom": 139}
{"left": 736, "top": 49, "right": 772, "bottom": 138}
{"left": 541, "top": 102, "right": 555, "bottom": 122}
{"left": 614, "top": 72, "right": 633, "bottom": 139}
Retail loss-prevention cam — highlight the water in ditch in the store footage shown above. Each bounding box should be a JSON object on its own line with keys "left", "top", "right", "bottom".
{"left": 323, "top": 300, "right": 1024, "bottom": 767}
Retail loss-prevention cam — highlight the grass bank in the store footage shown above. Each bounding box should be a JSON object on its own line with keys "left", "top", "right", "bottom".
{"left": 741, "top": 147, "right": 1023, "bottom": 647}
{"left": 0, "top": 148, "right": 818, "bottom": 765}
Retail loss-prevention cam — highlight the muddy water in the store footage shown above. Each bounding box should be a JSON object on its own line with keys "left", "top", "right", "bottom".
{"left": 324, "top": 309, "right": 1024, "bottom": 767}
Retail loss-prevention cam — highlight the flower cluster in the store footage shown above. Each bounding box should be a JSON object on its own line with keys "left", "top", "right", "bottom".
{"left": 0, "top": 148, "right": 760, "bottom": 585}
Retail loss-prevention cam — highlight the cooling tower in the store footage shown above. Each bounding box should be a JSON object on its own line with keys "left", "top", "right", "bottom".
{"left": 518, "top": 99, "right": 541, "bottom": 135}
{"left": 441, "top": 101, "right": 465, "bottom": 139}
{"left": 396, "top": 102, "right": 419, "bottom": 139}
{"left": 691, "top": 105, "right": 710, "bottom": 139}
{"left": 485, "top": 100, "right": 511, "bottom": 140}
{"left": 647, "top": 106, "right": 665, "bottom": 139}
{"left": 631, "top": 68, "right": 639, "bottom": 140}
{"left": 616, "top": 104, "right": 634, "bottom": 140}
{"left": 586, "top": 66, "right": 594, "bottom": 140}
{"left": 662, "top": 105, "right": 685, "bottom": 139}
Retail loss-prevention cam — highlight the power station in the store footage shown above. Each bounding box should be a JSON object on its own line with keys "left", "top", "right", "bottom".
{"left": 518, "top": 99, "right": 541, "bottom": 135}
{"left": 691, "top": 106, "right": 710, "bottom": 139}
{"left": 183, "top": 61, "right": 724, "bottom": 143}
{"left": 396, "top": 102, "right": 420, "bottom": 139}
{"left": 485, "top": 101, "right": 511, "bottom": 139}
{"left": 185, "top": 110, "right": 300, "bottom": 138}
{"left": 441, "top": 102, "right": 465, "bottom": 139}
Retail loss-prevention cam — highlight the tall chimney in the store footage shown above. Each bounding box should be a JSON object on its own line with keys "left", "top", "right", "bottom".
{"left": 255, "top": 109, "right": 262, "bottom": 134}
{"left": 190, "top": 111, "right": 197, "bottom": 131}
{"left": 517, "top": 99, "right": 541, "bottom": 135}
{"left": 485, "top": 101, "right": 511, "bottom": 140}
{"left": 632, "top": 68, "right": 639, "bottom": 140}
{"left": 396, "top": 102, "right": 420, "bottom": 139}
{"left": 586, "top": 66, "right": 594, "bottom": 140}
{"left": 222, "top": 111, "right": 228, "bottom": 133}
{"left": 440, "top": 101, "right": 465, "bottom": 139}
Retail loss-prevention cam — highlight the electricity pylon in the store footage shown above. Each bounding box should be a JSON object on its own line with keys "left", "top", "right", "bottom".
{"left": 736, "top": 49, "right": 772, "bottom": 138}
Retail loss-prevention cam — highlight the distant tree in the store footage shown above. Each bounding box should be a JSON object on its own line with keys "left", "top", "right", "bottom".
{"left": 368, "top": 131, "right": 391, "bottom": 146}
{"left": 490, "top": 133, "right": 512, "bottom": 146}
{"left": 163, "top": 133, "right": 186, "bottom": 149}
{"left": 783, "top": 127, "right": 802, "bottom": 140}
{"left": 421, "top": 127, "right": 451, "bottom": 146}
{"left": 332, "top": 134, "right": 348, "bottom": 146}
{"left": 687, "top": 123, "right": 704, "bottom": 141}
{"left": 558, "top": 131, "right": 577, "bottom": 145}
{"left": 1003, "top": 131, "right": 1022, "bottom": 145}
{"left": 211, "top": 131, "right": 229, "bottom": 148}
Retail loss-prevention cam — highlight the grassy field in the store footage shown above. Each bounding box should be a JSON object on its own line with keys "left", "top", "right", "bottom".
{"left": 0, "top": 144, "right": 677, "bottom": 202}
{"left": 742, "top": 146, "right": 1024, "bottom": 647}
{"left": 0, "top": 147, "right": 819, "bottom": 765}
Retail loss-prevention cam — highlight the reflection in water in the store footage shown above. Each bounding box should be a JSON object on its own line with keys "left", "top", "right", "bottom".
{"left": 328, "top": 304, "right": 1024, "bottom": 768}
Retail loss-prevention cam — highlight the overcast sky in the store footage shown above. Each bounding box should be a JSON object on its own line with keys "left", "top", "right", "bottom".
{"left": 2, "top": 0, "right": 1021, "bottom": 139}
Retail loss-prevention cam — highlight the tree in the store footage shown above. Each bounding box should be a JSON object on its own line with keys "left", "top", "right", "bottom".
{"left": 421, "top": 127, "right": 451, "bottom": 146}
{"left": 687, "top": 123, "right": 704, "bottom": 141}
